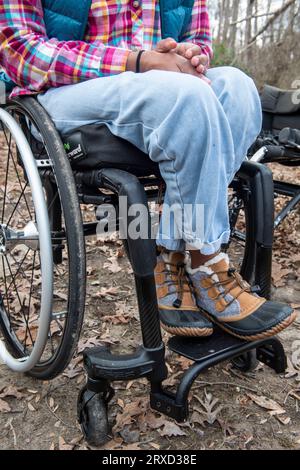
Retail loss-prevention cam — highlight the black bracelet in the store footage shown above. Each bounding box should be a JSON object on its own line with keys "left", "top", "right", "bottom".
{"left": 136, "top": 49, "right": 145, "bottom": 73}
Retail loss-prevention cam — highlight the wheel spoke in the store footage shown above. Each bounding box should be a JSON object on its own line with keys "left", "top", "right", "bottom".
{"left": 1, "top": 117, "right": 33, "bottom": 223}
{"left": 4, "top": 254, "right": 35, "bottom": 350}
{"left": 53, "top": 317, "right": 64, "bottom": 333}
{"left": 9, "top": 148, "right": 32, "bottom": 218}
{"left": 5, "top": 248, "right": 31, "bottom": 294}
{"left": 6, "top": 181, "right": 29, "bottom": 228}
{"left": 1, "top": 256, "right": 11, "bottom": 324}
{"left": 0, "top": 187, "right": 26, "bottom": 224}
{"left": 47, "top": 191, "right": 59, "bottom": 214}
{"left": 49, "top": 327, "right": 56, "bottom": 355}
{"left": 4, "top": 255, "right": 24, "bottom": 311}
{"left": 8, "top": 249, "right": 35, "bottom": 288}
{"left": 1, "top": 120, "right": 30, "bottom": 206}
{"left": 23, "top": 251, "right": 37, "bottom": 352}
{"left": 54, "top": 263, "right": 67, "bottom": 283}
{"left": 1, "top": 123, "right": 11, "bottom": 224}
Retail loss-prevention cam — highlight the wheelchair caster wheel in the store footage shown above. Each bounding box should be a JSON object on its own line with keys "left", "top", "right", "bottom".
{"left": 231, "top": 350, "right": 258, "bottom": 373}
{"left": 78, "top": 387, "right": 110, "bottom": 447}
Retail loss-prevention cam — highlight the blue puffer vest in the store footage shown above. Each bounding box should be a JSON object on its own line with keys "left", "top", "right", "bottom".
{"left": 0, "top": 0, "right": 195, "bottom": 91}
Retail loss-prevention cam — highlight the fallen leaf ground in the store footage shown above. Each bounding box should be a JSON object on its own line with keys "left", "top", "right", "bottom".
{"left": 0, "top": 153, "right": 299, "bottom": 450}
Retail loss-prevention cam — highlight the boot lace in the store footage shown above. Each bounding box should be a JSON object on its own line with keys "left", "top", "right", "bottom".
{"left": 160, "top": 261, "right": 193, "bottom": 309}
{"left": 202, "top": 268, "right": 259, "bottom": 311}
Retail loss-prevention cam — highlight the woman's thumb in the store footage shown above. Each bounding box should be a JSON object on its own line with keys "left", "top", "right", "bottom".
{"left": 155, "top": 38, "right": 177, "bottom": 52}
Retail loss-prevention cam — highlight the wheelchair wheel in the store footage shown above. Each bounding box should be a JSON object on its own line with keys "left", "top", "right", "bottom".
{"left": 78, "top": 387, "right": 110, "bottom": 447}
{"left": 226, "top": 180, "right": 255, "bottom": 281}
{"left": 0, "top": 98, "right": 86, "bottom": 379}
{"left": 231, "top": 350, "right": 258, "bottom": 373}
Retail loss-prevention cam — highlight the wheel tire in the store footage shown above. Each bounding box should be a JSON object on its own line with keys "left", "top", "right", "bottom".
{"left": 78, "top": 389, "right": 109, "bottom": 447}
{"left": 227, "top": 176, "right": 272, "bottom": 299}
{"left": 227, "top": 179, "right": 256, "bottom": 285}
{"left": 1, "top": 97, "right": 86, "bottom": 380}
{"left": 231, "top": 350, "right": 258, "bottom": 373}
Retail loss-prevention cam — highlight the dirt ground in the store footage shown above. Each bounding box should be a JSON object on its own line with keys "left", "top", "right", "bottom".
{"left": 0, "top": 160, "right": 299, "bottom": 451}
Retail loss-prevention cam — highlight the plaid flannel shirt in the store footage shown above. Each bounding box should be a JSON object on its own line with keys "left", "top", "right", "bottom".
{"left": 0, "top": 0, "right": 212, "bottom": 96}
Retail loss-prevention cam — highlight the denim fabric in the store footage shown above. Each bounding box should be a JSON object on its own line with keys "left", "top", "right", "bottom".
{"left": 38, "top": 66, "right": 262, "bottom": 254}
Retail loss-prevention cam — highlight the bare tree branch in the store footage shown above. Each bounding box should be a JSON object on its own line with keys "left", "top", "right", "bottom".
{"left": 230, "top": 12, "right": 276, "bottom": 26}
{"left": 248, "top": 0, "right": 297, "bottom": 46}
{"left": 231, "top": 0, "right": 297, "bottom": 64}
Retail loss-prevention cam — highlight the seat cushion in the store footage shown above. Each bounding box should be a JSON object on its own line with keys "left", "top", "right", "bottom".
{"left": 61, "top": 123, "right": 160, "bottom": 177}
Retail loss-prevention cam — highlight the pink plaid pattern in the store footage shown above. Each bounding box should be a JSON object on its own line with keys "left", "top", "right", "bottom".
{"left": 0, "top": 0, "right": 212, "bottom": 96}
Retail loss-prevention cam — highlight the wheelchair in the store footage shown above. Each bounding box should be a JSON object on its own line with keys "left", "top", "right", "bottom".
{"left": 248, "top": 85, "right": 300, "bottom": 229}
{"left": 0, "top": 93, "right": 289, "bottom": 446}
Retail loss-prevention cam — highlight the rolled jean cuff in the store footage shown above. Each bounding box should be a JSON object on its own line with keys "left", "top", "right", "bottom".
{"left": 186, "top": 230, "right": 231, "bottom": 254}
{"left": 156, "top": 235, "right": 186, "bottom": 252}
{"left": 156, "top": 230, "right": 231, "bottom": 255}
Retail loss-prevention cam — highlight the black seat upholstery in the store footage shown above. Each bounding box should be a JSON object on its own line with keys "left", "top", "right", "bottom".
{"left": 261, "top": 85, "right": 300, "bottom": 114}
{"left": 261, "top": 85, "right": 300, "bottom": 133}
{"left": 61, "top": 123, "right": 160, "bottom": 177}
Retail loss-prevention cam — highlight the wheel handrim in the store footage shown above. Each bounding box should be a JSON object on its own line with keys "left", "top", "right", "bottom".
{"left": 0, "top": 107, "right": 53, "bottom": 372}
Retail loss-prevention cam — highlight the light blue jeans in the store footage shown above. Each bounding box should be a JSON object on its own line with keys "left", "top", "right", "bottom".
{"left": 38, "top": 66, "right": 262, "bottom": 254}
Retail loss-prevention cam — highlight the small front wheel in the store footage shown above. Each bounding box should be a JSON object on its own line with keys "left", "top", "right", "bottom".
{"left": 78, "top": 388, "right": 110, "bottom": 447}
{"left": 231, "top": 350, "right": 258, "bottom": 373}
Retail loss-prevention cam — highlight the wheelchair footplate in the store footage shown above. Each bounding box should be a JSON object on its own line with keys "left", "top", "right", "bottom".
{"left": 78, "top": 328, "right": 287, "bottom": 443}
{"left": 150, "top": 329, "right": 286, "bottom": 421}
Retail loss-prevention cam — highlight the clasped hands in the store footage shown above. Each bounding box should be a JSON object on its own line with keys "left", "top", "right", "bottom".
{"left": 156, "top": 38, "right": 209, "bottom": 79}
{"left": 127, "top": 38, "right": 210, "bottom": 82}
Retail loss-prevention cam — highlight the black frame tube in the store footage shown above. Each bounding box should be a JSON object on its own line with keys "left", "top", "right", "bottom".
{"left": 175, "top": 337, "right": 285, "bottom": 407}
{"left": 95, "top": 168, "right": 163, "bottom": 349}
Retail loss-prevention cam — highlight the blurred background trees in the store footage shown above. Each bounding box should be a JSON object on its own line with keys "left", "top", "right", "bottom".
{"left": 209, "top": 0, "right": 300, "bottom": 89}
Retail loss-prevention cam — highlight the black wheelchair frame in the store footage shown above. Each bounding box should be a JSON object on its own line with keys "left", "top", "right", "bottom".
{"left": 75, "top": 165, "right": 286, "bottom": 429}
{"left": 250, "top": 141, "right": 300, "bottom": 229}
{"left": 0, "top": 96, "right": 289, "bottom": 445}
{"left": 64, "top": 160, "right": 287, "bottom": 448}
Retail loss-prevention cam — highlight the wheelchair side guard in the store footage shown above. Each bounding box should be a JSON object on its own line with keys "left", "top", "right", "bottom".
{"left": 237, "top": 160, "right": 274, "bottom": 248}
{"left": 92, "top": 168, "right": 157, "bottom": 276}
{"left": 235, "top": 161, "right": 274, "bottom": 298}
